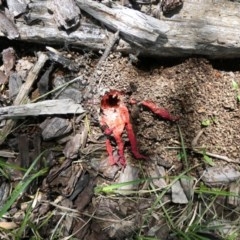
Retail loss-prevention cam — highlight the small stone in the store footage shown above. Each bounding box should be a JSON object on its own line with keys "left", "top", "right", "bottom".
{"left": 40, "top": 117, "right": 72, "bottom": 140}
{"left": 202, "top": 166, "right": 240, "bottom": 187}
{"left": 117, "top": 164, "right": 139, "bottom": 195}
{"left": 171, "top": 180, "right": 188, "bottom": 204}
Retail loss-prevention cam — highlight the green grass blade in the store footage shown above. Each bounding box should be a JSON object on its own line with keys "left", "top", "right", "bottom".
{"left": 0, "top": 168, "right": 48, "bottom": 218}
{"left": 15, "top": 202, "right": 33, "bottom": 239}
{"left": 94, "top": 178, "right": 151, "bottom": 194}
{"left": 0, "top": 152, "right": 48, "bottom": 218}
{"left": 0, "top": 158, "right": 27, "bottom": 172}
{"left": 177, "top": 124, "right": 189, "bottom": 169}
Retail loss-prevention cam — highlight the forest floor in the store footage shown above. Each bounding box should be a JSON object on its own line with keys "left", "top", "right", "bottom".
{"left": 0, "top": 38, "right": 240, "bottom": 239}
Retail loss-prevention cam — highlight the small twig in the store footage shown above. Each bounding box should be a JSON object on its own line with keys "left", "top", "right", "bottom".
{"left": 177, "top": 124, "right": 189, "bottom": 169}
{"left": 91, "top": 30, "right": 119, "bottom": 85}
{"left": 32, "top": 76, "right": 83, "bottom": 102}
{"left": 97, "top": 30, "right": 120, "bottom": 71}
{"left": 0, "top": 52, "right": 48, "bottom": 145}
{"left": 0, "top": 150, "right": 17, "bottom": 158}
{"left": 191, "top": 129, "right": 239, "bottom": 164}
{"left": 166, "top": 130, "right": 239, "bottom": 164}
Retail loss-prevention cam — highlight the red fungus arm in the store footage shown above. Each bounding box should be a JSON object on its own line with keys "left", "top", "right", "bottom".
{"left": 125, "top": 121, "right": 148, "bottom": 160}
{"left": 140, "top": 100, "right": 179, "bottom": 121}
{"left": 120, "top": 104, "right": 147, "bottom": 160}
{"left": 112, "top": 130, "right": 126, "bottom": 166}
{"left": 105, "top": 139, "right": 116, "bottom": 165}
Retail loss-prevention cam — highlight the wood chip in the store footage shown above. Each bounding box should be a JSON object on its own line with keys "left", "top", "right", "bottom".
{"left": 171, "top": 180, "right": 188, "bottom": 204}
{"left": 8, "top": 72, "right": 23, "bottom": 99}
{"left": 202, "top": 166, "right": 240, "bottom": 187}
{"left": 0, "top": 99, "right": 85, "bottom": 120}
{"left": 50, "top": 0, "right": 81, "bottom": 30}
{"left": 0, "top": 52, "right": 48, "bottom": 145}
{"left": 0, "top": 221, "right": 18, "bottom": 230}
{"left": 6, "top": 0, "right": 27, "bottom": 17}
{"left": 0, "top": 11, "right": 19, "bottom": 39}
{"left": 63, "top": 133, "right": 82, "bottom": 159}
{"left": 2, "top": 47, "right": 16, "bottom": 77}
{"left": 40, "top": 117, "right": 72, "bottom": 140}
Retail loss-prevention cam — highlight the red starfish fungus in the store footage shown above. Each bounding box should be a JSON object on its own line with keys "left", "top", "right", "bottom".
{"left": 99, "top": 90, "right": 179, "bottom": 167}
{"left": 99, "top": 90, "right": 146, "bottom": 166}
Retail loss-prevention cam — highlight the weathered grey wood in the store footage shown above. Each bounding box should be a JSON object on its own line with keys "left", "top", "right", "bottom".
{"left": 2, "top": 0, "right": 240, "bottom": 57}
{"left": 16, "top": 23, "right": 109, "bottom": 51}
{"left": 53, "top": 77, "right": 83, "bottom": 103}
{"left": 77, "top": 0, "right": 240, "bottom": 58}
{"left": 0, "top": 11, "right": 19, "bottom": 39}
{"left": 50, "top": 0, "right": 81, "bottom": 30}
{"left": 0, "top": 53, "right": 48, "bottom": 145}
{"left": 0, "top": 150, "right": 17, "bottom": 158}
{"left": 6, "top": 0, "right": 27, "bottom": 17}
{"left": 0, "top": 99, "right": 85, "bottom": 120}
{"left": 9, "top": 72, "right": 23, "bottom": 99}
{"left": 0, "top": 0, "right": 111, "bottom": 50}
{"left": 40, "top": 117, "right": 72, "bottom": 140}
{"left": 14, "top": 53, "right": 48, "bottom": 105}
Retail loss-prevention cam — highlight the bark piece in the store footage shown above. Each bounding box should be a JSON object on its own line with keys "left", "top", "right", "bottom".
{"left": 37, "top": 63, "right": 54, "bottom": 96}
{"left": 63, "top": 133, "right": 82, "bottom": 159}
{"left": 171, "top": 180, "right": 188, "bottom": 204}
{"left": 74, "top": 177, "right": 95, "bottom": 211}
{"left": 148, "top": 165, "right": 167, "bottom": 189}
{"left": 61, "top": 164, "right": 84, "bottom": 197}
{"left": 180, "top": 176, "right": 194, "bottom": 200}
{"left": 0, "top": 11, "right": 19, "bottom": 39}
{"left": 15, "top": 59, "right": 34, "bottom": 80}
{"left": 0, "top": 52, "right": 48, "bottom": 145}
{"left": 6, "top": 0, "right": 27, "bottom": 17}
{"left": 17, "top": 22, "right": 108, "bottom": 50}
{"left": 2, "top": 47, "right": 16, "bottom": 77}
{"left": 228, "top": 182, "right": 240, "bottom": 206}
{"left": 0, "top": 70, "right": 8, "bottom": 85}
{"left": 40, "top": 117, "right": 72, "bottom": 140}
{"left": 77, "top": 0, "right": 164, "bottom": 44}
{"left": 8, "top": 72, "right": 23, "bottom": 99}
{"left": 0, "top": 150, "right": 16, "bottom": 158}
{"left": 88, "top": 148, "right": 121, "bottom": 179}
{"left": 0, "top": 99, "right": 84, "bottom": 120}
{"left": 46, "top": 158, "right": 72, "bottom": 183}
{"left": 18, "top": 134, "right": 29, "bottom": 168}
{"left": 117, "top": 164, "right": 139, "bottom": 195}
{"left": 69, "top": 173, "right": 90, "bottom": 201}
{"left": 47, "top": 49, "right": 79, "bottom": 72}
{"left": 0, "top": 182, "right": 10, "bottom": 208}
{"left": 202, "top": 166, "right": 240, "bottom": 187}
{"left": 53, "top": 77, "right": 83, "bottom": 103}
{"left": 50, "top": 0, "right": 81, "bottom": 30}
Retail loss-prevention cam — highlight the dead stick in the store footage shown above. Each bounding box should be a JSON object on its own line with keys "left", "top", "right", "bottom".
{"left": 92, "top": 30, "right": 119, "bottom": 86}
{"left": 96, "top": 30, "right": 120, "bottom": 72}
{"left": 84, "top": 31, "right": 119, "bottom": 99}
{"left": 191, "top": 129, "right": 239, "bottom": 164}
{"left": 0, "top": 52, "right": 48, "bottom": 145}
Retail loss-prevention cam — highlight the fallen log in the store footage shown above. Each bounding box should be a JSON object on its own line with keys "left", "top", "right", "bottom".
{"left": 76, "top": 0, "right": 240, "bottom": 58}
{"left": 1, "top": 0, "right": 240, "bottom": 57}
